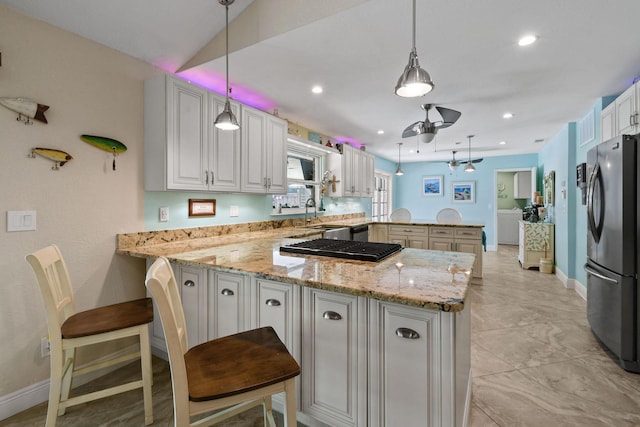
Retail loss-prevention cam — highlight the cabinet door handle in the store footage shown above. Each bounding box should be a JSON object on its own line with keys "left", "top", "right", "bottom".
{"left": 205, "top": 170, "right": 209, "bottom": 185}
{"left": 267, "top": 177, "right": 272, "bottom": 189}
{"left": 183, "top": 280, "right": 195, "bottom": 287}
{"left": 396, "top": 327, "right": 420, "bottom": 339}
{"left": 265, "top": 298, "right": 281, "bottom": 307}
{"left": 221, "top": 288, "right": 235, "bottom": 296}
{"left": 323, "top": 311, "right": 342, "bottom": 320}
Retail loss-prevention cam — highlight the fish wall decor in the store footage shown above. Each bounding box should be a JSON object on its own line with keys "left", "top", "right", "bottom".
{"left": 29, "top": 148, "right": 73, "bottom": 170}
{"left": 0, "top": 97, "right": 49, "bottom": 125}
{"left": 80, "top": 135, "right": 127, "bottom": 171}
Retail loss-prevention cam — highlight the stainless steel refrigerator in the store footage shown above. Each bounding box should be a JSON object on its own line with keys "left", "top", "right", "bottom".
{"left": 585, "top": 134, "right": 640, "bottom": 373}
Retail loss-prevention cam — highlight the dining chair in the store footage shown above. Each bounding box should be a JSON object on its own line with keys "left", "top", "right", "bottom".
{"left": 145, "top": 256, "right": 300, "bottom": 427}
{"left": 389, "top": 207, "right": 412, "bottom": 221}
{"left": 26, "top": 244, "right": 153, "bottom": 426}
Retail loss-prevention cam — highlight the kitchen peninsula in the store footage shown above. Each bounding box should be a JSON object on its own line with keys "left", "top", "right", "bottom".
{"left": 118, "top": 218, "right": 474, "bottom": 427}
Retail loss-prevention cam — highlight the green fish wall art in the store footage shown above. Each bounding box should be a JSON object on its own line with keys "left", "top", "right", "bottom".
{"left": 80, "top": 135, "right": 127, "bottom": 171}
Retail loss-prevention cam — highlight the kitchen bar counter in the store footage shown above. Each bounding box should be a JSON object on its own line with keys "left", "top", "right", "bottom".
{"left": 119, "top": 233, "right": 473, "bottom": 312}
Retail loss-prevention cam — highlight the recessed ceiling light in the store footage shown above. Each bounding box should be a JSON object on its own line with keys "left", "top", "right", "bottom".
{"left": 311, "top": 85, "right": 323, "bottom": 94}
{"left": 499, "top": 141, "right": 506, "bottom": 145}
{"left": 518, "top": 35, "right": 538, "bottom": 46}
{"left": 377, "top": 130, "right": 385, "bottom": 135}
{"left": 503, "top": 112, "right": 514, "bottom": 119}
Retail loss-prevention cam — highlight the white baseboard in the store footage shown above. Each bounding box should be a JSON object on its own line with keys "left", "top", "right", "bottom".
{"left": 0, "top": 379, "right": 49, "bottom": 421}
{"left": 573, "top": 279, "right": 587, "bottom": 301}
{"left": 0, "top": 344, "right": 139, "bottom": 421}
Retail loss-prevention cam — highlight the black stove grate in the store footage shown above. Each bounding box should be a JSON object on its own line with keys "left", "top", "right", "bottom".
{"left": 280, "top": 239, "right": 403, "bottom": 262}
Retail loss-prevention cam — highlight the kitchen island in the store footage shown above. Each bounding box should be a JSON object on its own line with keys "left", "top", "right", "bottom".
{"left": 118, "top": 224, "right": 473, "bottom": 427}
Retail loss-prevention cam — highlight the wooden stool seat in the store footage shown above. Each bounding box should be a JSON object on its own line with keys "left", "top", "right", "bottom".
{"left": 186, "top": 326, "right": 300, "bottom": 401}
{"left": 61, "top": 298, "right": 153, "bottom": 338}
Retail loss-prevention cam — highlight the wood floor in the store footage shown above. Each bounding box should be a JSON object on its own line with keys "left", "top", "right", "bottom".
{"left": 3, "top": 245, "right": 639, "bottom": 426}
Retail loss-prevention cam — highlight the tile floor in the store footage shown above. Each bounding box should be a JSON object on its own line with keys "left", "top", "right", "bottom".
{"left": 3, "top": 245, "right": 639, "bottom": 426}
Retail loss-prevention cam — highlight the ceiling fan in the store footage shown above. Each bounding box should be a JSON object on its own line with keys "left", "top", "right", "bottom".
{"left": 402, "top": 104, "right": 462, "bottom": 143}
{"left": 447, "top": 148, "right": 483, "bottom": 171}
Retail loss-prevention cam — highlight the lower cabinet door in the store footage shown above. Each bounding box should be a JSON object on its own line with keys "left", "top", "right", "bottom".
{"left": 429, "top": 237, "right": 454, "bottom": 251}
{"left": 302, "top": 288, "right": 367, "bottom": 427}
{"left": 369, "top": 300, "right": 440, "bottom": 427}
{"left": 177, "top": 264, "right": 207, "bottom": 348}
{"left": 207, "top": 270, "right": 248, "bottom": 340}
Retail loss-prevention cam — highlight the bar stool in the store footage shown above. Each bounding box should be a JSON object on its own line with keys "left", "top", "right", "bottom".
{"left": 26, "top": 244, "right": 153, "bottom": 426}
{"left": 145, "top": 256, "right": 300, "bottom": 426}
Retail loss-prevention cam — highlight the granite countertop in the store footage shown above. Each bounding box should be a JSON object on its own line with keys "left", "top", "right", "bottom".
{"left": 323, "top": 217, "right": 485, "bottom": 228}
{"left": 118, "top": 227, "right": 474, "bottom": 312}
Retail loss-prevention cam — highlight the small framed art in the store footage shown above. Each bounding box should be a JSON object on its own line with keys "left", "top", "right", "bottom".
{"left": 422, "top": 175, "right": 443, "bottom": 197}
{"left": 451, "top": 181, "right": 475, "bottom": 203}
{"left": 188, "top": 199, "right": 216, "bottom": 217}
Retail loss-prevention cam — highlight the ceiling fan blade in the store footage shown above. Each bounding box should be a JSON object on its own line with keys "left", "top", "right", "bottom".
{"left": 435, "top": 106, "right": 461, "bottom": 129}
{"left": 471, "top": 158, "right": 484, "bottom": 164}
{"left": 402, "top": 121, "right": 423, "bottom": 138}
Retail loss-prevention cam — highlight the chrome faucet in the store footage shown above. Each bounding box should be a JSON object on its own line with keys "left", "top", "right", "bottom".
{"left": 305, "top": 197, "right": 317, "bottom": 225}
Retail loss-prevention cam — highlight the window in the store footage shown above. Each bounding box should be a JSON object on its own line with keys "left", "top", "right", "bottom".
{"left": 272, "top": 138, "right": 330, "bottom": 215}
{"left": 372, "top": 171, "right": 392, "bottom": 220}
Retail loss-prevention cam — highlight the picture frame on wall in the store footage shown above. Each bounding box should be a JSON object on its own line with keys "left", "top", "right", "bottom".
{"left": 452, "top": 181, "right": 475, "bottom": 203}
{"left": 422, "top": 175, "right": 443, "bottom": 197}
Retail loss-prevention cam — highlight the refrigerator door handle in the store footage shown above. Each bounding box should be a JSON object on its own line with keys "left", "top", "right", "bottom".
{"left": 586, "top": 162, "right": 603, "bottom": 243}
{"left": 584, "top": 264, "right": 618, "bottom": 284}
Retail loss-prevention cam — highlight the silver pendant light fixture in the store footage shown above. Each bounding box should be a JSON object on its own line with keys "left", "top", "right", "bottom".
{"left": 395, "top": 143, "right": 404, "bottom": 176}
{"left": 464, "top": 135, "right": 476, "bottom": 172}
{"left": 214, "top": 0, "right": 240, "bottom": 131}
{"left": 394, "top": 0, "right": 434, "bottom": 97}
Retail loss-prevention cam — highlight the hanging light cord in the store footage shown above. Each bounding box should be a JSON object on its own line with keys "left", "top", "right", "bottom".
{"left": 225, "top": 3, "right": 230, "bottom": 99}
{"left": 411, "top": 0, "right": 417, "bottom": 55}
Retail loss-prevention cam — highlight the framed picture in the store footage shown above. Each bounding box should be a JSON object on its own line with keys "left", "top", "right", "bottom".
{"left": 452, "top": 181, "right": 475, "bottom": 203}
{"left": 422, "top": 175, "right": 443, "bottom": 197}
{"left": 188, "top": 199, "right": 216, "bottom": 217}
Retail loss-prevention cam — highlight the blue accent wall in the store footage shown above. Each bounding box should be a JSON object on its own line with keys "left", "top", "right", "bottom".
{"left": 393, "top": 153, "right": 538, "bottom": 247}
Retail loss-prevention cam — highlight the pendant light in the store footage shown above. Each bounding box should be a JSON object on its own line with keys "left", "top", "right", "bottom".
{"left": 214, "top": 0, "right": 240, "bottom": 131}
{"left": 464, "top": 135, "right": 476, "bottom": 172}
{"left": 395, "top": 143, "right": 404, "bottom": 176}
{"left": 394, "top": 0, "right": 434, "bottom": 97}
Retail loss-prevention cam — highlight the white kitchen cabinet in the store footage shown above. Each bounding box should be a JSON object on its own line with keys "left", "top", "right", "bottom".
{"left": 176, "top": 264, "right": 208, "bottom": 349}
{"left": 388, "top": 224, "right": 429, "bottom": 249}
{"left": 369, "top": 224, "right": 389, "bottom": 243}
{"left": 513, "top": 170, "right": 532, "bottom": 199}
{"left": 207, "top": 270, "right": 249, "bottom": 340}
{"left": 615, "top": 84, "right": 638, "bottom": 135}
{"left": 429, "top": 226, "right": 483, "bottom": 279}
{"left": 326, "top": 144, "right": 375, "bottom": 198}
{"left": 368, "top": 301, "right": 441, "bottom": 427}
{"left": 209, "top": 96, "right": 241, "bottom": 192}
{"left": 252, "top": 279, "right": 301, "bottom": 410}
{"left": 518, "top": 221, "right": 555, "bottom": 270}
{"left": 144, "top": 74, "right": 241, "bottom": 192}
{"left": 601, "top": 102, "right": 616, "bottom": 142}
{"left": 240, "top": 106, "right": 287, "bottom": 194}
{"left": 302, "top": 288, "right": 367, "bottom": 427}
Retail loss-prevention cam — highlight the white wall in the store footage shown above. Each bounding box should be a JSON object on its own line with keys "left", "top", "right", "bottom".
{"left": 0, "top": 4, "right": 156, "bottom": 405}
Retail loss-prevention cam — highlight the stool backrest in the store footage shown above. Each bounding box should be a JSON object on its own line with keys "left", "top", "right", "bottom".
{"left": 26, "top": 245, "right": 77, "bottom": 343}
{"left": 145, "top": 257, "right": 189, "bottom": 407}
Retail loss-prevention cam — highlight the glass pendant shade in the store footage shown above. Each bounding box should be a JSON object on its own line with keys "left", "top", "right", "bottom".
{"left": 449, "top": 162, "right": 459, "bottom": 172}
{"left": 214, "top": 99, "right": 239, "bottom": 130}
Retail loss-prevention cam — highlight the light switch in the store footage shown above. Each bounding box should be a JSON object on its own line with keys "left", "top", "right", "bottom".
{"left": 7, "top": 210, "right": 37, "bottom": 232}
{"left": 230, "top": 205, "right": 239, "bottom": 217}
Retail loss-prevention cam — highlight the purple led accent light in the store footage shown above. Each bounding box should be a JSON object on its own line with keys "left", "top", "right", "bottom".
{"left": 176, "top": 69, "right": 277, "bottom": 112}
{"left": 335, "top": 137, "right": 364, "bottom": 149}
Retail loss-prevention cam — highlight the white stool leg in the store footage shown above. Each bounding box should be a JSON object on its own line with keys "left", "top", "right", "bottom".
{"left": 46, "top": 348, "right": 63, "bottom": 427}
{"left": 283, "top": 379, "right": 297, "bottom": 427}
{"left": 58, "top": 347, "right": 75, "bottom": 416}
{"left": 140, "top": 326, "right": 154, "bottom": 425}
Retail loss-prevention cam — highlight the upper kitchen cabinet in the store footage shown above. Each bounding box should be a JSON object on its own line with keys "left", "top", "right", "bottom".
{"left": 240, "top": 106, "right": 287, "bottom": 194}
{"left": 144, "top": 74, "right": 241, "bottom": 192}
{"left": 327, "top": 144, "right": 375, "bottom": 198}
{"left": 602, "top": 81, "right": 640, "bottom": 139}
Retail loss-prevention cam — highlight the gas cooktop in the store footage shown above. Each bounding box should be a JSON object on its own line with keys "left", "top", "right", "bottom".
{"left": 280, "top": 239, "right": 403, "bottom": 262}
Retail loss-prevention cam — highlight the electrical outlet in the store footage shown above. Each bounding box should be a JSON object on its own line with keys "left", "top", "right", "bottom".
{"left": 41, "top": 337, "right": 50, "bottom": 358}
{"left": 159, "top": 207, "right": 169, "bottom": 222}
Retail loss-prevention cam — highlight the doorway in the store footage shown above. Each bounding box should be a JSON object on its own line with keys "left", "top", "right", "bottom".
{"left": 493, "top": 167, "right": 536, "bottom": 250}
